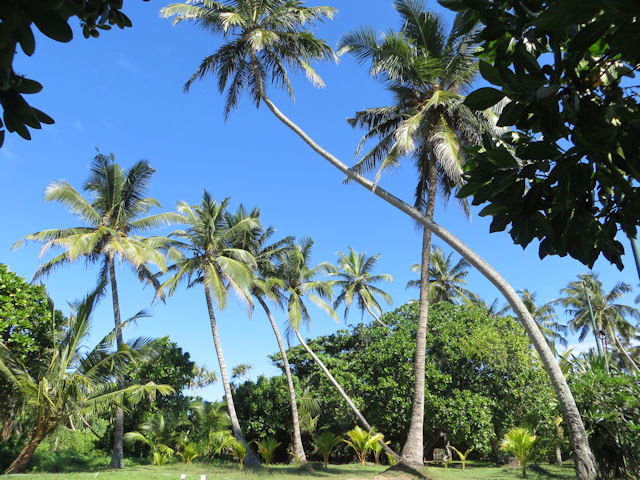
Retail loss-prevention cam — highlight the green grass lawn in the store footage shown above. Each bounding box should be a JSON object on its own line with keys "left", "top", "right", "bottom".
{"left": 1, "top": 462, "right": 577, "bottom": 480}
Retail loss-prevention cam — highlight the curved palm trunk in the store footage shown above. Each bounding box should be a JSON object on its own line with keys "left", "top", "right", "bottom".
{"left": 364, "top": 302, "right": 389, "bottom": 328}
{"left": 5, "top": 418, "right": 57, "bottom": 474}
{"left": 108, "top": 253, "right": 125, "bottom": 469}
{"left": 203, "top": 285, "right": 259, "bottom": 467}
{"left": 401, "top": 160, "right": 437, "bottom": 464}
{"left": 256, "top": 89, "right": 598, "bottom": 480}
{"left": 611, "top": 332, "right": 639, "bottom": 371}
{"left": 257, "top": 296, "right": 306, "bottom": 463}
{"left": 292, "top": 327, "right": 399, "bottom": 461}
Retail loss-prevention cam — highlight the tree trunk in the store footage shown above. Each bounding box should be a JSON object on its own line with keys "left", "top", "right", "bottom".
{"left": 5, "top": 420, "right": 55, "bottom": 474}
{"left": 401, "top": 159, "right": 438, "bottom": 465}
{"left": 256, "top": 90, "right": 599, "bottom": 480}
{"left": 611, "top": 332, "right": 639, "bottom": 371}
{"left": 364, "top": 301, "right": 389, "bottom": 328}
{"left": 203, "top": 285, "right": 259, "bottom": 467}
{"left": 257, "top": 296, "right": 306, "bottom": 463}
{"left": 108, "top": 252, "right": 125, "bottom": 469}
{"left": 293, "top": 327, "right": 399, "bottom": 461}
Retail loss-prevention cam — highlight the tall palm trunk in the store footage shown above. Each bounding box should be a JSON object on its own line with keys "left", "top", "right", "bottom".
{"left": 255, "top": 86, "right": 598, "bottom": 480}
{"left": 203, "top": 285, "right": 259, "bottom": 466}
{"left": 292, "top": 327, "right": 399, "bottom": 460}
{"left": 257, "top": 297, "right": 306, "bottom": 463}
{"left": 401, "top": 159, "right": 438, "bottom": 464}
{"left": 108, "top": 253, "right": 125, "bottom": 469}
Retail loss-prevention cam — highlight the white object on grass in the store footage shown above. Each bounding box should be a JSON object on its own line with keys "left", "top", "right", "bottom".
{"left": 180, "top": 475, "right": 186, "bottom": 479}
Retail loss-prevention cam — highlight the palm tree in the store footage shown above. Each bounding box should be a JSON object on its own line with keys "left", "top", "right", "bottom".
{"left": 339, "top": 0, "right": 484, "bottom": 462}
{"left": 558, "top": 273, "right": 639, "bottom": 371}
{"left": 278, "top": 239, "right": 398, "bottom": 460}
{"left": 407, "top": 246, "right": 473, "bottom": 304}
{"left": 233, "top": 219, "right": 309, "bottom": 463}
{"left": 517, "top": 289, "right": 567, "bottom": 352}
{"left": 13, "top": 152, "right": 180, "bottom": 468}
{"left": 0, "top": 289, "right": 172, "bottom": 474}
{"left": 331, "top": 247, "right": 393, "bottom": 328}
{"left": 158, "top": 191, "right": 260, "bottom": 465}
{"left": 161, "top": 0, "right": 598, "bottom": 476}
{"left": 124, "top": 413, "right": 176, "bottom": 465}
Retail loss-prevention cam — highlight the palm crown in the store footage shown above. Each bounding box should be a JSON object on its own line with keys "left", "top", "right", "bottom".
{"left": 161, "top": 0, "right": 337, "bottom": 118}
{"left": 331, "top": 247, "right": 393, "bottom": 327}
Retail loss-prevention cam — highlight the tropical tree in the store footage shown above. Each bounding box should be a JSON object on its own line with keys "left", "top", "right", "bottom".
{"left": 558, "top": 273, "right": 640, "bottom": 371}
{"left": 158, "top": 191, "right": 260, "bottom": 465}
{"left": 0, "top": 289, "right": 173, "bottom": 474}
{"left": 161, "top": 0, "right": 598, "bottom": 476}
{"left": 13, "top": 152, "right": 180, "bottom": 468}
{"left": 407, "top": 247, "right": 473, "bottom": 304}
{"left": 331, "top": 247, "right": 393, "bottom": 328}
{"left": 223, "top": 205, "right": 308, "bottom": 463}
{"left": 517, "top": 290, "right": 567, "bottom": 352}
{"left": 278, "top": 239, "right": 397, "bottom": 460}
{"left": 339, "top": 0, "right": 489, "bottom": 461}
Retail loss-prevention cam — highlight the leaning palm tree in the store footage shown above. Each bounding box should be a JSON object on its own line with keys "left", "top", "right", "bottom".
{"left": 278, "top": 239, "right": 398, "bottom": 460}
{"left": 230, "top": 217, "right": 308, "bottom": 463}
{"left": 407, "top": 246, "right": 473, "bottom": 304}
{"left": 331, "top": 247, "right": 393, "bottom": 328}
{"left": 161, "top": 0, "right": 598, "bottom": 476}
{"left": 13, "top": 152, "right": 180, "bottom": 468}
{"left": 339, "top": 1, "right": 484, "bottom": 461}
{"left": 157, "top": 192, "right": 260, "bottom": 465}
{"left": 558, "top": 273, "right": 639, "bottom": 371}
{"left": 517, "top": 289, "right": 567, "bottom": 353}
{"left": 0, "top": 289, "right": 173, "bottom": 474}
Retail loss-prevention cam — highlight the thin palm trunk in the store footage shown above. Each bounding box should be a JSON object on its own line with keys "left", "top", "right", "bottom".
{"left": 108, "top": 253, "right": 125, "bottom": 469}
{"left": 401, "top": 160, "right": 437, "bottom": 464}
{"left": 292, "top": 327, "right": 398, "bottom": 461}
{"left": 611, "top": 332, "right": 639, "bottom": 371}
{"left": 257, "top": 296, "right": 306, "bottom": 462}
{"left": 364, "top": 302, "right": 389, "bottom": 328}
{"left": 203, "top": 285, "right": 259, "bottom": 466}
{"left": 256, "top": 86, "right": 598, "bottom": 480}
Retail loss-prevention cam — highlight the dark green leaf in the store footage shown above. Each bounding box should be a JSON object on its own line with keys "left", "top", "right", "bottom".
{"left": 464, "top": 87, "right": 505, "bottom": 110}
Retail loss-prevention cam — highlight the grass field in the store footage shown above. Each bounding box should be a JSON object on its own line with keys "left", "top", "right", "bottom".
{"left": 1, "top": 462, "right": 577, "bottom": 479}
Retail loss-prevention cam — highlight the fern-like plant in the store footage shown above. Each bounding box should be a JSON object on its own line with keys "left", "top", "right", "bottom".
{"left": 500, "top": 427, "right": 537, "bottom": 477}
{"left": 313, "top": 432, "right": 342, "bottom": 468}
{"left": 255, "top": 437, "right": 281, "bottom": 470}
{"left": 343, "top": 426, "right": 384, "bottom": 466}
{"left": 211, "top": 430, "right": 247, "bottom": 470}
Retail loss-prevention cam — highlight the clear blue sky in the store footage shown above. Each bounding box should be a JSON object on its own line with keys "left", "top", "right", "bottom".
{"left": 2, "top": 1, "right": 638, "bottom": 400}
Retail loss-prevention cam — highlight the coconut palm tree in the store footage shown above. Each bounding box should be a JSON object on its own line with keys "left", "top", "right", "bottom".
{"left": 0, "top": 289, "right": 172, "bottom": 474}
{"left": 517, "top": 289, "right": 567, "bottom": 352}
{"left": 158, "top": 191, "right": 260, "bottom": 465}
{"left": 161, "top": 0, "right": 598, "bottom": 476}
{"left": 339, "top": 0, "right": 485, "bottom": 461}
{"left": 406, "top": 246, "right": 473, "bottom": 304}
{"left": 331, "top": 247, "right": 393, "bottom": 328}
{"left": 13, "top": 152, "right": 180, "bottom": 468}
{"left": 558, "top": 273, "right": 639, "bottom": 371}
{"left": 278, "top": 239, "right": 398, "bottom": 460}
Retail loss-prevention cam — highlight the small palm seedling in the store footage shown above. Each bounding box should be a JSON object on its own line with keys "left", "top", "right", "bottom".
{"left": 500, "top": 427, "right": 537, "bottom": 477}
{"left": 343, "top": 426, "right": 384, "bottom": 466}
{"left": 177, "top": 442, "right": 199, "bottom": 464}
{"left": 255, "top": 437, "right": 281, "bottom": 470}
{"left": 124, "top": 413, "right": 176, "bottom": 466}
{"left": 313, "top": 432, "right": 342, "bottom": 468}
{"left": 211, "top": 430, "right": 247, "bottom": 470}
{"left": 371, "top": 439, "right": 391, "bottom": 465}
{"left": 450, "top": 446, "right": 473, "bottom": 470}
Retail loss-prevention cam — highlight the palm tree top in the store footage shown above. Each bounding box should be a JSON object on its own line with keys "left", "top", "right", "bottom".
{"left": 161, "top": 0, "right": 337, "bottom": 118}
